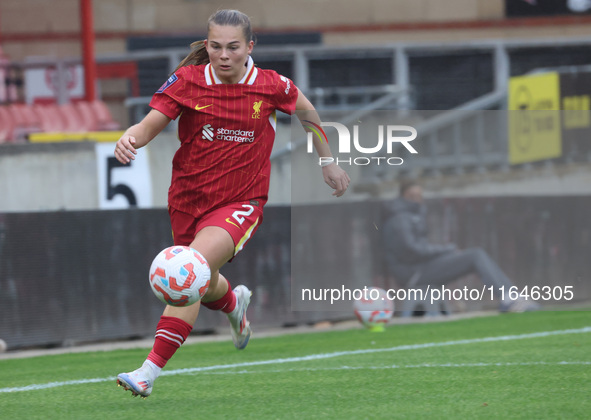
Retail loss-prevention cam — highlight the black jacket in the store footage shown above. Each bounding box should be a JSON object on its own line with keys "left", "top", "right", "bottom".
{"left": 382, "top": 198, "right": 455, "bottom": 284}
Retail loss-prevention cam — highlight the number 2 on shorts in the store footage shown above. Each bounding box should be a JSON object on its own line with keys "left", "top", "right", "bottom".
{"left": 231, "top": 204, "right": 254, "bottom": 225}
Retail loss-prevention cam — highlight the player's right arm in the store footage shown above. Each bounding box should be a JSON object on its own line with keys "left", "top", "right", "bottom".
{"left": 114, "top": 109, "right": 172, "bottom": 164}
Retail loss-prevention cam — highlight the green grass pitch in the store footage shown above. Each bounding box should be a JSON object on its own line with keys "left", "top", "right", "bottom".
{"left": 0, "top": 310, "right": 589, "bottom": 419}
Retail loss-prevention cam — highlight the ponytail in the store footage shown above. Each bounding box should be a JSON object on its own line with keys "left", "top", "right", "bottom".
{"left": 173, "top": 40, "right": 209, "bottom": 74}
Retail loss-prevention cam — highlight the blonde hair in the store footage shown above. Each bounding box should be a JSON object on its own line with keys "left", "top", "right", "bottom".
{"left": 173, "top": 9, "right": 254, "bottom": 73}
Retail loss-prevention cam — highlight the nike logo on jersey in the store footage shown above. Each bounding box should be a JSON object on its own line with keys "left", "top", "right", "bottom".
{"left": 225, "top": 218, "right": 240, "bottom": 228}
{"left": 195, "top": 104, "right": 213, "bottom": 111}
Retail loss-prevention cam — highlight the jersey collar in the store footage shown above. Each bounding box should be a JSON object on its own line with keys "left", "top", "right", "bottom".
{"left": 205, "top": 56, "right": 258, "bottom": 86}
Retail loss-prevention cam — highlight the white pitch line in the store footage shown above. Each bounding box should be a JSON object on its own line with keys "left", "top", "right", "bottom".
{"left": 194, "top": 361, "right": 591, "bottom": 376}
{"left": 1, "top": 326, "right": 589, "bottom": 394}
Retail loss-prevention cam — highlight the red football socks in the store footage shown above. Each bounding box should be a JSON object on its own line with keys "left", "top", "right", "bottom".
{"left": 201, "top": 281, "right": 237, "bottom": 314}
{"left": 147, "top": 315, "right": 193, "bottom": 368}
{"left": 146, "top": 281, "right": 237, "bottom": 368}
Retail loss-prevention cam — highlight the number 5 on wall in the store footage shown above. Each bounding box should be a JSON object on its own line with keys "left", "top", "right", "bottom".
{"left": 95, "top": 143, "right": 153, "bottom": 209}
{"left": 106, "top": 157, "right": 137, "bottom": 206}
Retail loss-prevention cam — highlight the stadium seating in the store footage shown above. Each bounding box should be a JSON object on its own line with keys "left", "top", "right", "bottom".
{"left": 59, "top": 102, "right": 89, "bottom": 132}
{"left": 0, "top": 100, "right": 120, "bottom": 143}
{"left": 89, "top": 100, "right": 121, "bottom": 131}
{"left": 33, "top": 103, "right": 66, "bottom": 133}
{"left": 8, "top": 103, "right": 42, "bottom": 141}
{"left": 74, "top": 101, "right": 100, "bottom": 131}
{"left": 0, "top": 106, "right": 14, "bottom": 143}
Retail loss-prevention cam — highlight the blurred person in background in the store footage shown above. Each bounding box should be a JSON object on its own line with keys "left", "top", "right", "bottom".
{"left": 113, "top": 9, "right": 349, "bottom": 398}
{"left": 382, "top": 179, "right": 539, "bottom": 315}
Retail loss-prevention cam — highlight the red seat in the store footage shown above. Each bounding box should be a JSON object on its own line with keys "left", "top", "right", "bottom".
{"left": 74, "top": 101, "right": 99, "bottom": 131}
{"left": 32, "top": 103, "right": 67, "bottom": 132}
{"left": 90, "top": 100, "right": 120, "bottom": 130}
{"left": 8, "top": 103, "right": 42, "bottom": 140}
{"left": 0, "top": 106, "right": 15, "bottom": 142}
{"left": 58, "top": 103, "right": 88, "bottom": 132}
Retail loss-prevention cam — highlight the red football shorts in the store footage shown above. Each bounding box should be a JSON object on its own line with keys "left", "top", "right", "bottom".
{"left": 169, "top": 201, "right": 264, "bottom": 257}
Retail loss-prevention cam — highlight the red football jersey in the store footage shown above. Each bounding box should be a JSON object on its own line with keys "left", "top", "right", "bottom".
{"left": 149, "top": 57, "right": 299, "bottom": 218}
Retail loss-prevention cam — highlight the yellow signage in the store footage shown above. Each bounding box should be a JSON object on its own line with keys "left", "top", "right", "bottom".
{"left": 28, "top": 131, "right": 125, "bottom": 143}
{"left": 508, "top": 72, "right": 561, "bottom": 165}
{"left": 562, "top": 94, "right": 590, "bottom": 129}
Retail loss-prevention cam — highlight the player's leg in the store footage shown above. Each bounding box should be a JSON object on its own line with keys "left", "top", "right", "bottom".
{"left": 142, "top": 226, "right": 238, "bottom": 373}
{"left": 202, "top": 271, "right": 252, "bottom": 350}
{"left": 193, "top": 217, "right": 256, "bottom": 350}
{"left": 117, "top": 225, "right": 235, "bottom": 397}
{"left": 188, "top": 201, "right": 261, "bottom": 349}
{"left": 162, "top": 225, "right": 253, "bottom": 350}
{"left": 163, "top": 225, "right": 235, "bottom": 321}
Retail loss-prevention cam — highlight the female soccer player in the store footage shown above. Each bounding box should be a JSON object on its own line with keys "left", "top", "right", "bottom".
{"left": 114, "top": 9, "right": 350, "bottom": 397}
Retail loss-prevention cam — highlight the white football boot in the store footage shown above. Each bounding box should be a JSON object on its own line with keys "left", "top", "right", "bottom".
{"left": 116, "top": 360, "right": 161, "bottom": 398}
{"left": 227, "top": 285, "right": 252, "bottom": 350}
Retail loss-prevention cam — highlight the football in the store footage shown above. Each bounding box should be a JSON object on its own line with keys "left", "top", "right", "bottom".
{"left": 149, "top": 246, "right": 211, "bottom": 307}
{"left": 353, "top": 287, "right": 394, "bottom": 332}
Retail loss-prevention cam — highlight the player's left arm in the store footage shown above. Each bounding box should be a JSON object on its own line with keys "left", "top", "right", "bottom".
{"left": 295, "top": 88, "right": 350, "bottom": 197}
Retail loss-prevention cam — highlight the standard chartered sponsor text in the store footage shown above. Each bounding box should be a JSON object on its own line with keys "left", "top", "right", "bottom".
{"left": 217, "top": 127, "right": 255, "bottom": 143}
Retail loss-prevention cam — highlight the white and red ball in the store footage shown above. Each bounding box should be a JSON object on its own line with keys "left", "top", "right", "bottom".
{"left": 353, "top": 287, "right": 394, "bottom": 331}
{"left": 149, "top": 246, "right": 211, "bottom": 307}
